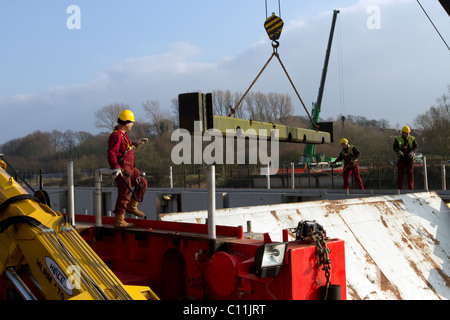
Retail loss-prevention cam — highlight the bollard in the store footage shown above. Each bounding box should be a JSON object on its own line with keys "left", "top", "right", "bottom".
{"left": 291, "top": 162, "right": 295, "bottom": 189}
{"left": 442, "top": 162, "right": 447, "bottom": 191}
{"left": 423, "top": 156, "right": 428, "bottom": 191}
{"left": 208, "top": 165, "right": 216, "bottom": 254}
{"left": 94, "top": 168, "right": 114, "bottom": 227}
{"left": 67, "top": 161, "right": 75, "bottom": 226}
{"left": 320, "top": 284, "right": 341, "bottom": 300}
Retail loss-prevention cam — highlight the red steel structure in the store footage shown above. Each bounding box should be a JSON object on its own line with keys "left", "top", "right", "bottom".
{"left": 76, "top": 215, "right": 346, "bottom": 300}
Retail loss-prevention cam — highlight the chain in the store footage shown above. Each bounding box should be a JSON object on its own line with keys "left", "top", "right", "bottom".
{"left": 228, "top": 42, "right": 319, "bottom": 130}
{"left": 228, "top": 47, "right": 276, "bottom": 117}
{"left": 273, "top": 46, "right": 318, "bottom": 130}
{"left": 312, "top": 231, "right": 332, "bottom": 299}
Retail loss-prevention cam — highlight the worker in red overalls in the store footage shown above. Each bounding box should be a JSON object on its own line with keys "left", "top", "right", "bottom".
{"left": 393, "top": 126, "right": 418, "bottom": 190}
{"left": 107, "top": 109, "right": 148, "bottom": 228}
{"left": 333, "top": 138, "right": 364, "bottom": 190}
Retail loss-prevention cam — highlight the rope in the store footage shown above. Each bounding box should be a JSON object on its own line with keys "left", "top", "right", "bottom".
{"left": 319, "top": 161, "right": 352, "bottom": 178}
{"left": 416, "top": 0, "right": 450, "bottom": 51}
{"left": 265, "top": 0, "right": 281, "bottom": 19}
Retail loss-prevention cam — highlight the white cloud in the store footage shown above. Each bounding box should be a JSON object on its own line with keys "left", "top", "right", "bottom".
{"left": 1, "top": 0, "right": 449, "bottom": 145}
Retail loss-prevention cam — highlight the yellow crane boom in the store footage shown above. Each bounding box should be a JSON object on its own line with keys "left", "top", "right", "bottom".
{"left": 0, "top": 165, "right": 158, "bottom": 300}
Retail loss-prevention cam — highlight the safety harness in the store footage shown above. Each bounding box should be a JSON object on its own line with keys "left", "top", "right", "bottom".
{"left": 112, "top": 129, "right": 134, "bottom": 164}
{"left": 340, "top": 145, "right": 358, "bottom": 163}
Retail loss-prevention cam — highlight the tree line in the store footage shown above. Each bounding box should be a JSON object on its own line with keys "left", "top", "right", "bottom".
{"left": 0, "top": 87, "right": 448, "bottom": 188}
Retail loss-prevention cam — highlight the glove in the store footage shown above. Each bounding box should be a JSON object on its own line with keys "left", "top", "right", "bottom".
{"left": 112, "top": 168, "right": 122, "bottom": 178}
{"left": 136, "top": 138, "right": 148, "bottom": 147}
{"left": 397, "top": 151, "right": 404, "bottom": 157}
{"left": 331, "top": 161, "right": 340, "bottom": 168}
{"left": 407, "top": 151, "right": 414, "bottom": 159}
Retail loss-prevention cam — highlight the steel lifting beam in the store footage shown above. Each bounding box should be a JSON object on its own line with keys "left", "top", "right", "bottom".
{"left": 178, "top": 92, "right": 331, "bottom": 144}
{"left": 213, "top": 116, "right": 330, "bottom": 144}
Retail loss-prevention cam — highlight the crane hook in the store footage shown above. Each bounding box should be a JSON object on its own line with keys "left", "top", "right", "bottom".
{"left": 264, "top": 13, "right": 284, "bottom": 42}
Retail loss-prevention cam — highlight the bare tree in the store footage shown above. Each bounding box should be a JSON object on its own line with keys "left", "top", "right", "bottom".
{"left": 61, "top": 130, "right": 77, "bottom": 152}
{"left": 50, "top": 130, "right": 64, "bottom": 152}
{"left": 245, "top": 91, "right": 268, "bottom": 122}
{"left": 211, "top": 90, "right": 245, "bottom": 118}
{"left": 171, "top": 97, "right": 179, "bottom": 127}
{"left": 76, "top": 131, "right": 94, "bottom": 144}
{"left": 232, "top": 91, "right": 247, "bottom": 119}
{"left": 242, "top": 91, "right": 293, "bottom": 123}
{"left": 415, "top": 86, "right": 450, "bottom": 158}
{"left": 142, "top": 99, "right": 174, "bottom": 136}
{"left": 95, "top": 103, "right": 129, "bottom": 131}
{"left": 267, "top": 92, "right": 293, "bottom": 123}
{"left": 212, "top": 89, "right": 230, "bottom": 116}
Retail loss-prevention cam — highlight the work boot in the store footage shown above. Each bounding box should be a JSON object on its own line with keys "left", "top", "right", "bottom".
{"left": 126, "top": 198, "right": 145, "bottom": 218}
{"left": 114, "top": 213, "right": 135, "bottom": 228}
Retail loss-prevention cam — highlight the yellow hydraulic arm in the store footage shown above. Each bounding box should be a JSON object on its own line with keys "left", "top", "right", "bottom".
{"left": 0, "top": 165, "right": 158, "bottom": 300}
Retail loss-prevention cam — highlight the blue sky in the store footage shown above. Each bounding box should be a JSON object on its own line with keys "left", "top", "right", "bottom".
{"left": 0, "top": 0, "right": 449, "bottom": 145}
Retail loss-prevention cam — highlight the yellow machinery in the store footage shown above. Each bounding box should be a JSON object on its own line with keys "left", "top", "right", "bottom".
{"left": 0, "top": 161, "right": 158, "bottom": 300}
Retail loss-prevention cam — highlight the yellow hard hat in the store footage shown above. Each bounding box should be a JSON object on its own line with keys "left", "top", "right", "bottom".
{"left": 340, "top": 138, "right": 348, "bottom": 145}
{"left": 118, "top": 110, "right": 135, "bottom": 123}
{"left": 402, "top": 126, "right": 410, "bottom": 133}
